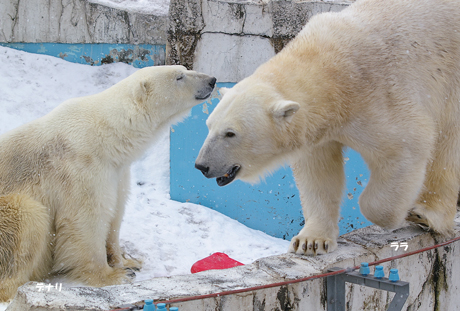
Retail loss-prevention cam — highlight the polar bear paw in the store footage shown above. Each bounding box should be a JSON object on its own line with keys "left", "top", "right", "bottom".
{"left": 122, "top": 255, "right": 143, "bottom": 271}
{"left": 406, "top": 205, "right": 455, "bottom": 236}
{"left": 288, "top": 234, "right": 337, "bottom": 256}
{"left": 81, "top": 266, "right": 135, "bottom": 287}
{"left": 406, "top": 209, "right": 431, "bottom": 231}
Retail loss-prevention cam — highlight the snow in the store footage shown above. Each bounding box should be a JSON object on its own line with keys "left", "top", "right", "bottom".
{"left": 87, "top": 0, "right": 170, "bottom": 15}
{"left": 0, "top": 46, "right": 289, "bottom": 310}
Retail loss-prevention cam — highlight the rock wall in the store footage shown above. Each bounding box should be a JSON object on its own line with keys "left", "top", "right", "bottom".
{"left": 167, "top": 0, "right": 354, "bottom": 82}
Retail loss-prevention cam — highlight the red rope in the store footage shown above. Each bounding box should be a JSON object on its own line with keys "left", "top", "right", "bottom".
{"left": 110, "top": 234, "right": 460, "bottom": 310}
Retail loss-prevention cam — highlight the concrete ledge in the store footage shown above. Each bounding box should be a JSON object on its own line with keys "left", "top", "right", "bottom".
{"left": 0, "top": 0, "right": 167, "bottom": 44}
{"left": 7, "top": 214, "right": 460, "bottom": 310}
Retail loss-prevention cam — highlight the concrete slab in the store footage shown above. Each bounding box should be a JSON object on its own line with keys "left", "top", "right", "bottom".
{"left": 194, "top": 33, "right": 276, "bottom": 81}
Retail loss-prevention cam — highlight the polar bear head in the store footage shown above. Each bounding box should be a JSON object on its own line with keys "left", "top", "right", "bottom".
{"left": 126, "top": 65, "right": 216, "bottom": 125}
{"left": 195, "top": 78, "right": 307, "bottom": 186}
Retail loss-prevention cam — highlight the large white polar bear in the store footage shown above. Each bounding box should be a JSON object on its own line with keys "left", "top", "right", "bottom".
{"left": 195, "top": 0, "right": 460, "bottom": 256}
{"left": 0, "top": 65, "right": 216, "bottom": 301}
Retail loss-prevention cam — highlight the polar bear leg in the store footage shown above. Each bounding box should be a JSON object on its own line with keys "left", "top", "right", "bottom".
{"left": 53, "top": 196, "right": 133, "bottom": 287}
{"left": 359, "top": 145, "right": 430, "bottom": 231}
{"left": 288, "top": 142, "right": 344, "bottom": 256}
{"left": 407, "top": 127, "right": 460, "bottom": 235}
{"left": 106, "top": 167, "right": 142, "bottom": 270}
{"left": 56, "top": 222, "right": 132, "bottom": 286}
{"left": 0, "top": 194, "right": 51, "bottom": 302}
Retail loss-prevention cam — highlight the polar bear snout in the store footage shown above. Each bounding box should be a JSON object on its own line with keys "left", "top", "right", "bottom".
{"left": 195, "top": 163, "right": 210, "bottom": 176}
{"left": 195, "top": 76, "right": 217, "bottom": 100}
{"left": 195, "top": 140, "right": 241, "bottom": 186}
{"left": 195, "top": 158, "right": 241, "bottom": 186}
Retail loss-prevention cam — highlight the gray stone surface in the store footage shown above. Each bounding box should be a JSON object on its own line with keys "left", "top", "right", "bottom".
{"left": 193, "top": 33, "right": 276, "bottom": 81}
{"left": 6, "top": 216, "right": 460, "bottom": 310}
{"left": 167, "top": 0, "right": 355, "bottom": 81}
{"left": 0, "top": 0, "right": 167, "bottom": 44}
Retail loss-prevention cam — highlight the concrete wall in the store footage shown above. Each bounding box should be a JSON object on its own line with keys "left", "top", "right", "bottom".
{"left": 0, "top": 0, "right": 167, "bottom": 66}
{"left": 167, "top": 0, "right": 355, "bottom": 82}
{"left": 0, "top": 0, "right": 167, "bottom": 44}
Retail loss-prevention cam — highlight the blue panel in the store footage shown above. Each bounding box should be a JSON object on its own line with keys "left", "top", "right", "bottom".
{"left": 171, "top": 83, "right": 372, "bottom": 239}
{"left": 0, "top": 43, "right": 165, "bottom": 68}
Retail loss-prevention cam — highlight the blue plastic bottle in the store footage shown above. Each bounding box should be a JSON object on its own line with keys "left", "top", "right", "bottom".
{"left": 170, "top": 308, "right": 179, "bottom": 311}
{"left": 359, "top": 262, "right": 370, "bottom": 276}
{"left": 389, "top": 268, "right": 400, "bottom": 282}
{"left": 374, "top": 266, "right": 385, "bottom": 279}
{"left": 143, "top": 299, "right": 155, "bottom": 311}
{"left": 156, "top": 303, "right": 167, "bottom": 310}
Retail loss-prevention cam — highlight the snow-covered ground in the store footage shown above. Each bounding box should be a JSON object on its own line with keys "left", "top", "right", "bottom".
{"left": 0, "top": 46, "right": 289, "bottom": 309}
{"left": 88, "top": 0, "right": 170, "bottom": 15}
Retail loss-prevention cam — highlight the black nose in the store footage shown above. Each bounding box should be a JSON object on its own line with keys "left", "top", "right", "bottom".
{"left": 195, "top": 163, "right": 210, "bottom": 177}
{"left": 209, "top": 77, "right": 216, "bottom": 88}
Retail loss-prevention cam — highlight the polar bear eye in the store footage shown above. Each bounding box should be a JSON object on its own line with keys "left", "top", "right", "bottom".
{"left": 225, "top": 132, "right": 236, "bottom": 138}
{"left": 176, "top": 74, "right": 185, "bottom": 81}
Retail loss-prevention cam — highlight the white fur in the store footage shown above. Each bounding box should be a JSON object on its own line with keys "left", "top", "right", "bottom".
{"left": 0, "top": 65, "right": 215, "bottom": 301}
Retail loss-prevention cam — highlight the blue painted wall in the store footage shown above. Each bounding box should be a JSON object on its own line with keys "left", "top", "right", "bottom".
{"left": 0, "top": 43, "right": 165, "bottom": 67}
{"left": 170, "top": 83, "right": 372, "bottom": 239}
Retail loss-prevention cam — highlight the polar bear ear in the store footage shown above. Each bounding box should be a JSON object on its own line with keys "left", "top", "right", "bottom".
{"left": 219, "top": 87, "right": 230, "bottom": 96}
{"left": 271, "top": 100, "right": 300, "bottom": 122}
{"left": 133, "top": 80, "right": 149, "bottom": 105}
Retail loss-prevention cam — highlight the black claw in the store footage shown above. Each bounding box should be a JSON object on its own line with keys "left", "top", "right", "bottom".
{"left": 302, "top": 243, "right": 307, "bottom": 251}
{"left": 293, "top": 240, "right": 299, "bottom": 250}
{"left": 124, "top": 268, "right": 136, "bottom": 278}
{"left": 325, "top": 243, "right": 329, "bottom": 252}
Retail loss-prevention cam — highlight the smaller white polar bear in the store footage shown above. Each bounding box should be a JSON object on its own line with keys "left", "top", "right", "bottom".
{"left": 196, "top": 0, "right": 460, "bottom": 256}
{"left": 0, "top": 65, "right": 216, "bottom": 302}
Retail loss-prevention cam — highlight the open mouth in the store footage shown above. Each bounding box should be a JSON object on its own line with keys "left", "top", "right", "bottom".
{"left": 216, "top": 165, "right": 240, "bottom": 187}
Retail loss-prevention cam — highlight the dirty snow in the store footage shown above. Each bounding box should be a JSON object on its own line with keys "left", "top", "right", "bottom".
{"left": 0, "top": 46, "right": 289, "bottom": 309}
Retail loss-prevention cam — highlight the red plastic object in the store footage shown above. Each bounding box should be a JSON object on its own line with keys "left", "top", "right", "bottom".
{"left": 191, "top": 252, "right": 244, "bottom": 273}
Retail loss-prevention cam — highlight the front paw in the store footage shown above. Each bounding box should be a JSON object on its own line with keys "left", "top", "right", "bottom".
{"left": 122, "top": 252, "right": 143, "bottom": 271}
{"left": 288, "top": 232, "right": 337, "bottom": 256}
{"left": 124, "top": 267, "right": 137, "bottom": 279}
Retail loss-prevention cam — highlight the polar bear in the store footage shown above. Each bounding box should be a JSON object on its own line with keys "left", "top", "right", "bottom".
{"left": 195, "top": 0, "right": 460, "bottom": 256}
{"left": 0, "top": 65, "right": 216, "bottom": 301}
